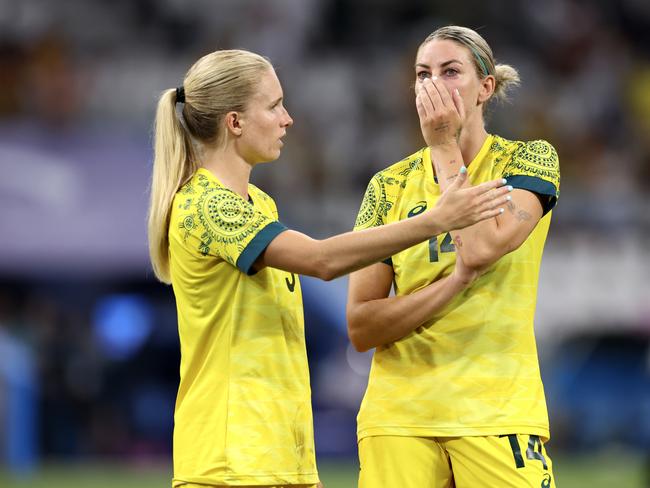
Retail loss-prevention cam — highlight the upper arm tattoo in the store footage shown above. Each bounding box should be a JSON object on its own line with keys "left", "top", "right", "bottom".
{"left": 506, "top": 200, "right": 532, "bottom": 223}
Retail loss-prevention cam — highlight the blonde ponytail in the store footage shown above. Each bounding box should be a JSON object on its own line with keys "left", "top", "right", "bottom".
{"left": 147, "top": 49, "right": 273, "bottom": 284}
{"left": 148, "top": 88, "right": 198, "bottom": 284}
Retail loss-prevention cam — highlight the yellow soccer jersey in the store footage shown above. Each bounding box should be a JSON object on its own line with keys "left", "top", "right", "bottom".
{"left": 353, "top": 135, "right": 560, "bottom": 442}
{"left": 168, "top": 168, "right": 318, "bottom": 486}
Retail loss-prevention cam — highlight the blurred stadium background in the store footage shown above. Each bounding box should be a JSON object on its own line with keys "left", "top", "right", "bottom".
{"left": 0, "top": 0, "right": 649, "bottom": 486}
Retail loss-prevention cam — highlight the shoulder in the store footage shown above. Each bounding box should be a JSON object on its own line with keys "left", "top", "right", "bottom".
{"left": 369, "top": 147, "right": 428, "bottom": 191}
{"left": 514, "top": 139, "right": 559, "bottom": 170}
{"left": 354, "top": 149, "right": 425, "bottom": 230}
{"left": 383, "top": 147, "right": 427, "bottom": 179}
{"left": 248, "top": 183, "right": 273, "bottom": 202}
{"left": 493, "top": 136, "right": 560, "bottom": 214}
{"left": 492, "top": 136, "right": 559, "bottom": 171}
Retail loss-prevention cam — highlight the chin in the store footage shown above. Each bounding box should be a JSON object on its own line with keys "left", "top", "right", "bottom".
{"left": 254, "top": 152, "right": 281, "bottom": 165}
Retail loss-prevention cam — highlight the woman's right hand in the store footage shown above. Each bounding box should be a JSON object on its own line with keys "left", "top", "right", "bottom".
{"left": 416, "top": 77, "right": 465, "bottom": 147}
{"left": 430, "top": 168, "right": 512, "bottom": 232}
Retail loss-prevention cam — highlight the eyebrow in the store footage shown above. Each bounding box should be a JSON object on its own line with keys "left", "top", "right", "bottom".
{"left": 270, "top": 96, "right": 283, "bottom": 106}
{"left": 415, "top": 59, "right": 464, "bottom": 69}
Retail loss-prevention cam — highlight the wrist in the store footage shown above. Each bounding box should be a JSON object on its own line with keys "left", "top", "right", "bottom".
{"left": 429, "top": 139, "right": 459, "bottom": 153}
{"left": 450, "top": 266, "right": 477, "bottom": 289}
{"left": 421, "top": 208, "right": 445, "bottom": 237}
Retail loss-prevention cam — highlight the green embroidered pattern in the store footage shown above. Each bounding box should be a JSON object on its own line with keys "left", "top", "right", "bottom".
{"left": 505, "top": 140, "right": 560, "bottom": 189}
{"left": 178, "top": 215, "right": 198, "bottom": 242}
{"left": 398, "top": 157, "right": 423, "bottom": 177}
{"left": 176, "top": 176, "right": 271, "bottom": 258}
{"left": 354, "top": 174, "right": 394, "bottom": 229}
{"left": 197, "top": 188, "right": 266, "bottom": 249}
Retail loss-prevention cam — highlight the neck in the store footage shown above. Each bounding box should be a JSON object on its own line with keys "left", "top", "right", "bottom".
{"left": 458, "top": 113, "right": 489, "bottom": 167}
{"left": 201, "top": 143, "right": 252, "bottom": 199}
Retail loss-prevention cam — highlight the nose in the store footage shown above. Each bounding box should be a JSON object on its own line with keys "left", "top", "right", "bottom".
{"left": 283, "top": 108, "right": 293, "bottom": 128}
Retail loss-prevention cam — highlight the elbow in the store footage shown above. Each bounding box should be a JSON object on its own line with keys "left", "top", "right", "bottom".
{"left": 461, "top": 242, "right": 520, "bottom": 270}
{"left": 461, "top": 252, "right": 494, "bottom": 271}
{"left": 312, "top": 261, "right": 337, "bottom": 281}
{"left": 346, "top": 311, "right": 372, "bottom": 353}
{"left": 310, "top": 242, "right": 339, "bottom": 281}
{"left": 348, "top": 329, "right": 372, "bottom": 353}
{"left": 460, "top": 244, "right": 504, "bottom": 271}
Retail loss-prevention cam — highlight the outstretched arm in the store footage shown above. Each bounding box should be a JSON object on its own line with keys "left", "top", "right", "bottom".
{"left": 254, "top": 170, "right": 511, "bottom": 279}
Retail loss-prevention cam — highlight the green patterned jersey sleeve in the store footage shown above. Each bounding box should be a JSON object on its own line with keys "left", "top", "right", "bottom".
{"left": 353, "top": 173, "right": 390, "bottom": 231}
{"left": 188, "top": 186, "right": 287, "bottom": 275}
{"left": 503, "top": 140, "right": 560, "bottom": 215}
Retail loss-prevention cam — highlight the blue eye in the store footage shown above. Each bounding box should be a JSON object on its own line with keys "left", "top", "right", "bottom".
{"left": 417, "top": 71, "right": 431, "bottom": 80}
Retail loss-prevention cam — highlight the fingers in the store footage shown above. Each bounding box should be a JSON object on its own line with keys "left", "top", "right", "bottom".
{"left": 479, "top": 207, "right": 506, "bottom": 221}
{"left": 446, "top": 166, "right": 468, "bottom": 191}
{"left": 478, "top": 188, "right": 513, "bottom": 216}
{"left": 415, "top": 91, "right": 428, "bottom": 120}
{"left": 430, "top": 77, "right": 453, "bottom": 108}
{"left": 471, "top": 177, "right": 509, "bottom": 196}
{"left": 416, "top": 83, "right": 434, "bottom": 119}
{"left": 421, "top": 78, "right": 444, "bottom": 111}
{"left": 452, "top": 87, "right": 466, "bottom": 121}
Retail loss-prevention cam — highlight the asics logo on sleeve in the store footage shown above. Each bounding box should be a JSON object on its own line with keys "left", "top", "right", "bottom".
{"left": 407, "top": 201, "right": 427, "bottom": 217}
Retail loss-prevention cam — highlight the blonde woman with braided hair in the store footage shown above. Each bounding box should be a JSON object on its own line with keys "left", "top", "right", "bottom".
{"left": 348, "top": 26, "right": 560, "bottom": 487}
{"left": 147, "top": 49, "right": 511, "bottom": 488}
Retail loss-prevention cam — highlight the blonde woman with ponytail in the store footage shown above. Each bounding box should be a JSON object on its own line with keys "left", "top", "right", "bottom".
{"left": 147, "top": 49, "right": 510, "bottom": 488}
{"left": 348, "top": 26, "right": 561, "bottom": 488}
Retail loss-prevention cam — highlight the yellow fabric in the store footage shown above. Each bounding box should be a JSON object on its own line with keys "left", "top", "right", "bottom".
{"left": 353, "top": 135, "right": 560, "bottom": 442}
{"left": 169, "top": 168, "right": 318, "bottom": 486}
{"left": 176, "top": 484, "right": 318, "bottom": 488}
{"left": 358, "top": 435, "right": 555, "bottom": 488}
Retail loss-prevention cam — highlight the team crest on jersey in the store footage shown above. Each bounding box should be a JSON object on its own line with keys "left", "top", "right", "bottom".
{"left": 541, "top": 473, "right": 552, "bottom": 488}
{"left": 407, "top": 201, "right": 427, "bottom": 218}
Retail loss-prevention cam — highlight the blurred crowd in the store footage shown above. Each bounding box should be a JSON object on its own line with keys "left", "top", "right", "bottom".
{"left": 0, "top": 0, "right": 649, "bottom": 467}
{"left": 1, "top": 0, "right": 649, "bottom": 233}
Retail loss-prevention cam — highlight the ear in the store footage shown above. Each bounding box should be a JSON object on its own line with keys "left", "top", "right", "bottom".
{"left": 225, "top": 111, "right": 243, "bottom": 136}
{"left": 477, "top": 75, "right": 496, "bottom": 104}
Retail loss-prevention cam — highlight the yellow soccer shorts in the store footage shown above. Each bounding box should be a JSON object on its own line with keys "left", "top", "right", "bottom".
{"left": 358, "top": 434, "right": 555, "bottom": 488}
{"left": 176, "top": 484, "right": 318, "bottom": 488}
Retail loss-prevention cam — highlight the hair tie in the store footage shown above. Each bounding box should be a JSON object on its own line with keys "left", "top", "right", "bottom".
{"left": 175, "top": 86, "right": 185, "bottom": 104}
{"left": 469, "top": 48, "right": 489, "bottom": 77}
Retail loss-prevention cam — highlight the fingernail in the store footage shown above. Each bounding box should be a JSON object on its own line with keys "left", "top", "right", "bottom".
{"left": 455, "top": 88, "right": 460, "bottom": 96}
{"left": 506, "top": 195, "right": 512, "bottom": 201}
{"left": 499, "top": 208, "right": 505, "bottom": 213}
{"left": 502, "top": 178, "right": 507, "bottom": 185}
{"left": 507, "top": 185, "right": 513, "bottom": 191}
{"left": 432, "top": 76, "right": 438, "bottom": 81}
{"left": 460, "top": 166, "right": 467, "bottom": 174}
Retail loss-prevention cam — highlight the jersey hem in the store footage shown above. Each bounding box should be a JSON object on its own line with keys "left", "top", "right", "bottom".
{"left": 172, "top": 471, "right": 320, "bottom": 487}
{"left": 236, "top": 221, "right": 288, "bottom": 275}
{"left": 358, "top": 424, "right": 550, "bottom": 442}
{"left": 503, "top": 174, "right": 558, "bottom": 215}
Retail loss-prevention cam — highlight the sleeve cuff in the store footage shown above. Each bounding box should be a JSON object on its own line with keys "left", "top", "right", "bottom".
{"left": 236, "top": 221, "right": 288, "bottom": 275}
{"left": 504, "top": 175, "right": 559, "bottom": 215}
